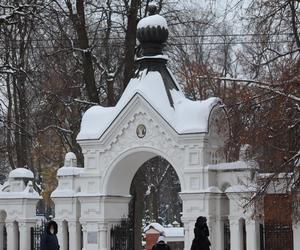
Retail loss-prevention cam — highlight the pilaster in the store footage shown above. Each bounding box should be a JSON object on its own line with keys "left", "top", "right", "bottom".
{"left": 19, "top": 221, "right": 35, "bottom": 250}
{"left": 229, "top": 218, "right": 242, "bottom": 250}
{"left": 0, "top": 223, "right": 4, "bottom": 250}
{"left": 98, "top": 223, "right": 108, "bottom": 250}
{"left": 293, "top": 221, "right": 300, "bottom": 250}
{"left": 68, "top": 221, "right": 81, "bottom": 250}
{"left": 6, "top": 222, "right": 18, "bottom": 250}
{"left": 56, "top": 220, "right": 68, "bottom": 250}
{"left": 246, "top": 219, "right": 260, "bottom": 250}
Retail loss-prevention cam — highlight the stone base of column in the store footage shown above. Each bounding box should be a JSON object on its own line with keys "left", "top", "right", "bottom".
{"left": 293, "top": 223, "right": 300, "bottom": 250}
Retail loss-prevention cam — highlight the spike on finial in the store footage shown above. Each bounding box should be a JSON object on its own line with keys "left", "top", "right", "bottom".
{"left": 148, "top": 1, "right": 159, "bottom": 16}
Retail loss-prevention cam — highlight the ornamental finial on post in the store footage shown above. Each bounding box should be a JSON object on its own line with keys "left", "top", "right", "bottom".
{"left": 136, "top": 2, "right": 168, "bottom": 56}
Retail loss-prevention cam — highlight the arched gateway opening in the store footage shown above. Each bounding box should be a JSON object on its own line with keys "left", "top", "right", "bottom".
{"left": 103, "top": 149, "right": 183, "bottom": 250}
{"left": 130, "top": 156, "right": 182, "bottom": 250}
{"left": 104, "top": 149, "right": 183, "bottom": 197}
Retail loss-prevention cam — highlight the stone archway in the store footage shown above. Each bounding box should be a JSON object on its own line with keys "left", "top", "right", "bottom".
{"left": 103, "top": 147, "right": 184, "bottom": 197}
{"left": 97, "top": 147, "right": 185, "bottom": 250}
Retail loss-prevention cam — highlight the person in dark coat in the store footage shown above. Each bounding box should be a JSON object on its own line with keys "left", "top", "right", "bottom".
{"left": 190, "top": 216, "right": 211, "bottom": 250}
{"left": 40, "top": 220, "right": 60, "bottom": 250}
{"left": 152, "top": 235, "right": 171, "bottom": 250}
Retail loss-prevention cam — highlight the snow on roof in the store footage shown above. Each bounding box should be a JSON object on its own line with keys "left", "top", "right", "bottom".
{"left": 144, "top": 223, "right": 184, "bottom": 238}
{"left": 65, "top": 152, "right": 76, "bottom": 161}
{"left": 0, "top": 186, "right": 39, "bottom": 199}
{"left": 182, "top": 186, "right": 223, "bottom": 194}
{"left": 57, "top": 167, "right": 83, "bottom": 177}
{"left": 144, "top": 222, "right": 165, "bottom": 233}
{"left": 164, "top": 227, "right": 184, "bottom": 238}
{"left": 51, "top": 189, "right": 76, "bottom": 198}
{"left": 137, "top": 14, "right": 168, "bottom": 29}
{"left": 225, "top": 184, "right": 256, "bottom": 193}
{"left": 206, "top": 186, "right": 222, "bottom": 193}
{"left": 77, "top": 69, "right": 220, "bottom": 140}
{"left": 207, "top": 161, "right": 250, "bottom": 171}
{"left": 9, "top": 168, "right": 34, "bottom": 179}
{"left": 257, "top": 172, "right": 293, "bottom": 179}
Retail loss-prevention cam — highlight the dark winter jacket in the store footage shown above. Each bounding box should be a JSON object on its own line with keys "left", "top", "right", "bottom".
{"left": 190, "top": 216, "right": 211, "bottom": 250}
{"left": 152, "top": 241, "right": 171, "bottom": 250}
{"left": 40, "top": 221, "right": 60, "bottom": 250}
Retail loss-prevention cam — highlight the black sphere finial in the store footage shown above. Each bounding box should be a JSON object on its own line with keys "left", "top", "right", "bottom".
{"left": 136, "top": 1, "right": 168, "bottom": 56}
{"left": 148, "top": 1, "right": 159, "bottom": 16}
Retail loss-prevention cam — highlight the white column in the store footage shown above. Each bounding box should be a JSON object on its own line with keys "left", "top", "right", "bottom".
{"left": 99, "top": 224, "right": 108, "bottom": 250}
{"left": 206, "top": 217, "right": 216, "bottom": 250}
{"left": 81, "top": 223, "right": 88, "bottom": 250}
{"left": 68, "top": 222, "right": 80, "bottom": 250}
{"left": 230, "top": 219, "right": 242, "bottom": 250}
{"left": 57, "top": 221, "right": 67, "bottom": 250}
{"left": 214, "top": 217, "right": 224, "bottom": 250}
{"left": 246, "top": 220, "right": 260, "bottom": 250}
{"left": 6, "top": 222, "right": 18, "bottom": 250}
{"left": 19, "top": 222, "right": 33, "bottom": 250}
{"left": 181, "top": 218, "right": 193, "bottom": 250}
{"left": 0, "top": 223, "right": 4, "bottom": 250}
{"left": 293, "top": 222, "right": 300, "bottom": 250}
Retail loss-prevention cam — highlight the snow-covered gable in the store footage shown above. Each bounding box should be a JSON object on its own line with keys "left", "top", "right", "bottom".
{"left": 77, "top": 69, "right": 221, "bottom": 140}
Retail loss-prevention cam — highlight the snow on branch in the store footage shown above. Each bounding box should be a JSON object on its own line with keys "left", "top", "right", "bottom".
{"left": 73, "top": 98, "right": 98, "bottom": 106}
{"left": 259, "top": 48, "right": 300, "bottom": 66}
{"left": 198, "top": 75, "right": 300, "bottom": 102}
{"left": 0, "top": 64, "right": 17, "bottom": 74}
{"left": 39, "top": 125, "right": 73, "bottom": 134}
{"left": 0, "top": 4, "right": 38, "bottom": 24}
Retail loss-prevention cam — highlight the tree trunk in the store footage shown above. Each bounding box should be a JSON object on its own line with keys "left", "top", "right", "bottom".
{"left": 104, "top": 0, "right": 115, "bottom": 106}
{"left": 123, "top": 0, "right": 141, "bottom": 89}
{"left": 5, "top": 74, "right": 15, "bottom": 169}
{"left": 68, "top": 0, "right": 99, "bottom": 103}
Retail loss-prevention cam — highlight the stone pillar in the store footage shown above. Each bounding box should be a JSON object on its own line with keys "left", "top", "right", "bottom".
{"left": 293, "top": 222, "right": 300, "bottom": 250}
{"left": 57, "top": 221, "right": 68, "bottom": 250}
{"left": 19, "top": 222, "right": 33, "bottom": 250}
{"left": 99, "top": 224, "right": 108, "bottom": 250}
{"left": 181, "top": 220, "right": 192, "bottom": 250}
{"left": 206, "top": 216, "right": 216, "bottom": 250}
{"left": 6, "top": 222, "right": 18, "bottom": 250}
{"left": 229, "top": 219, "right": 242, "bottom": 250}
{"left": 81, "top": 223, "right": 88, "bottom": 250}
{"left": 246, "top": 220, "right": 260, "bottom": 250}
{"left": 0, "top": 223, "right": 4, "bottom": 250}
{"left": 180, "top": 192, "right": 211, "bottom": 250}
{"left": 214, "top": 217, "right": 224, "bottom": 250}
{"left": 69, "top": 221, "right": 81, "bottom": 250}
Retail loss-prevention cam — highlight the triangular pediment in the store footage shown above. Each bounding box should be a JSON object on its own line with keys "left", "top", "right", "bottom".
{"left": 77, "top": 74, "right": 220, "bottom": 142}
{"left": 84, "top": 93, "right": 180, "bottom": 146}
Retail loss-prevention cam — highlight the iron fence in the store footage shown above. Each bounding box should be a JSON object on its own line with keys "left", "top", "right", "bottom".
{"left": 224, "top": 220, "right": 230, "bottom": 250}
{"left": 31, "top": 221, "right": 46, "bottom": 250}
{"left": 110, "top": 218, "right": 134, "bottom": 250}
{"left": 261, "top": 223, "right": 293, "bottom": 250}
